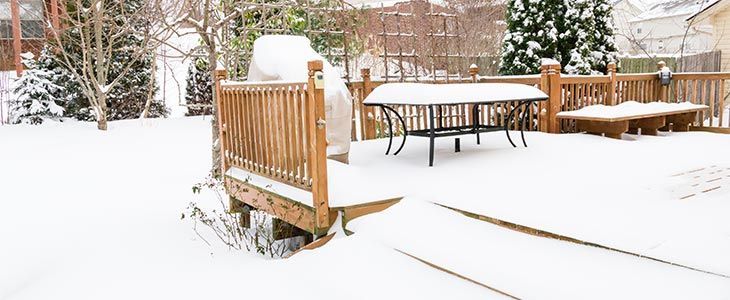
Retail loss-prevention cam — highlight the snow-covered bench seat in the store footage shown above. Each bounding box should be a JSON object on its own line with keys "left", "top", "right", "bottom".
{"left": 556, "top": 101, "right": 708, "bottom": 138}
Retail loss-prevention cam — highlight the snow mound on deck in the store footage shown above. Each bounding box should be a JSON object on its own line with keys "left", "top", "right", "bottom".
{"left": 248, "top": 35, "right": 352, "bottom": 156}
{"left": 557, "top": 101, "right": 707, "bottom": 119}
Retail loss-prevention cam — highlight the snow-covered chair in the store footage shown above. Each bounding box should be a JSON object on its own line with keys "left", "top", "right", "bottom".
{"left": 247, "top": 35, "right": 353, "bottom": 163}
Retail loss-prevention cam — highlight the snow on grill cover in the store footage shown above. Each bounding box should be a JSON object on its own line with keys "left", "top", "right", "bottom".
{"left": 363, "top": 82, "right": 549, "bottom": 105}
{"left": 247, "top": 35, "right": 353, "bottom": 157}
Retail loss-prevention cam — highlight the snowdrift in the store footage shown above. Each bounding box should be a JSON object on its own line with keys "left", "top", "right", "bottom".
{"left": 247, "top": 35, "right": 352, "bottom": 159}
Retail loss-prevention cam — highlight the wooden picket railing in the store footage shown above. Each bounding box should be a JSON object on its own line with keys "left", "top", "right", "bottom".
{"left": 349, "top": 62, "right": 730, "bottom": 138}
{"left": 215, "top": 61, "right": 331, "bottom": 234}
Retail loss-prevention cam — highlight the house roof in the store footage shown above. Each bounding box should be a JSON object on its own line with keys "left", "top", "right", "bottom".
{"left": 630, "top": 0, "right": 715, "bottom": 22}
{"left": 686, "top": 0, "right": 727, "bottom": 21}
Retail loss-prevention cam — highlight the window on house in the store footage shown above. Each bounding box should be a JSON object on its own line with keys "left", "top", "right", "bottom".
{"left": 658, "top": 40, "right": 664, "bottom": 51}
{"left": 0, "top": 0, "right": 11, "bottom": 39}
{"left": 20, "top": 0, "right": 44, "bottom": 39}
{"left": 0, "top": 0, "right": 44, "bottom": 40}
{"left": 637, "top": 28, "right": 642, "bottom": 34}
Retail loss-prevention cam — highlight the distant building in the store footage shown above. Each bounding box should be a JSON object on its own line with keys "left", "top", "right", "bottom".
{"left": 625, "top": 0, "right": 714, "bottom": 55}
{"left": 612, "top": 0, "right": 650, "bottom": 53}
{"left": 687, "top": 0, "right": 730, "bottom": 94}
{"left": 0, "top": 0, "right": 61, "bottom": 75}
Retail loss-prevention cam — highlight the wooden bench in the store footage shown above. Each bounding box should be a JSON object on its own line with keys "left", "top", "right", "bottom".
{"left": 556, "top": 102, "right": 709, "bottom": 139}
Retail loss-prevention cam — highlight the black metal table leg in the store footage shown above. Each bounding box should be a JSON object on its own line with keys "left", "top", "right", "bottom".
{"left": 380, "top": 105, "right": 394, "bottom": 155}
{"left": 520, "top": 101, "right": 530, "bottom": 147}
{"left": 381, "top": 105, "right": 407, "bottom": 155}
{"left": 505, "top": 101, "right": 530, "bottom": 148}
{"left": 428, "top": 105, "right": 436, "bottom": 167}
{"left": 472, "top": 104, "right": 481, "bottom": 145}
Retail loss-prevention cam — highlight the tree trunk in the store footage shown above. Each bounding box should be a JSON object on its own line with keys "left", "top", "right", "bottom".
{"left": 97, "top": 92, "right": 108, "bottom": 130}
{"left": 208, "top": 43, "right": 222, "bottom": 178}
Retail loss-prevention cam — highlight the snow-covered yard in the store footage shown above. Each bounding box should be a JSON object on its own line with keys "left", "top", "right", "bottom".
{"left": 2, "top": 116, "right": 730, "bottom": 299}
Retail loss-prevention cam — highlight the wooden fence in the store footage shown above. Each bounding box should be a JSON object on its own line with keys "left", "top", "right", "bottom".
{"left": 349, "top": 62, "right": 730, "bottom": 138}
{"left": 619, "top": 51, "right": 722, "bottom": 73}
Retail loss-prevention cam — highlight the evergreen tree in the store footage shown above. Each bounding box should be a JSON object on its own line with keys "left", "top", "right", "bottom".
{"left": 499, "top": 0, "right": 561, "bottom": 75}
{"left": 500, "top": 0, "right": 618, "bottom": 75}
{"left": 185, "top": 59, "right": 213, "bottom": 116}
{"left": 563, "top": 0, "right": 596, "bottom": 74}
{"left": 591, "top": 0, "right": 619, "bottom": 73}
{"left": 9, "top": 50, "right": 65, "bottom": 124}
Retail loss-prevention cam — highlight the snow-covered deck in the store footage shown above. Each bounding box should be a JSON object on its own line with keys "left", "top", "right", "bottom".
{"left": 226, "top": 127, "right": 730, "bottom": 277}
{"left": 331, "top": 130, "right": 730, "bottom": 276}
{"left": 3, "top": 117, "right": 730, "bottom": 298}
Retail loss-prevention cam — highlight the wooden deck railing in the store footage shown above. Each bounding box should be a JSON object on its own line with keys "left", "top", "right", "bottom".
{"left": 215, "top": 61, "right": 331, "bottom": 234}
{"left": 349, "top": 62, "right": 730, "bottom": 138}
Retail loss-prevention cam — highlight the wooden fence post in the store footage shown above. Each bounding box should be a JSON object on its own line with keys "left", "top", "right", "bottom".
{"left": 658, "top": 61, "right": 668, "bottom": 102}
{"left": 539, "top": 64, "right": 550, "bottom": 132}
{"left": 469, "top": 64, "right": 479, "bottom": 82}
{"left": 469, "top": 64, "right": 479, "bottom": 127}
{"left": 546, "top": 63, "right": 562, "bottom": 133}
{"left": 214, "top": 68, "right": 227, "bottom": 177}
{"left": 361, "top": 68, "right": 376, "bottom": 140}
{"left": 307, "top": 60, "right": 330, "bottom": 234}
{"left": 607, "top": 62, "right": 617, "bottom": 106}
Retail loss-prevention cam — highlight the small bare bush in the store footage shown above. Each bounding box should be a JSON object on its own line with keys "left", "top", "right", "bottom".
{"left": 182, "top": 174, "right": 302, "bottom": 258}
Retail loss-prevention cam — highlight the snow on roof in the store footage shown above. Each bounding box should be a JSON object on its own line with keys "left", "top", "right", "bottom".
{"left": 686, "top": 0, "right": 727, "bottom": 20}
{"left": 630, "top": 0, "right": 715, "bottom": 22}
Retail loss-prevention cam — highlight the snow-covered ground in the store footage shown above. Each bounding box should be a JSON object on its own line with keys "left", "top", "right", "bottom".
{"left": 2, "top": 117, "right": 730, "bottom": 299}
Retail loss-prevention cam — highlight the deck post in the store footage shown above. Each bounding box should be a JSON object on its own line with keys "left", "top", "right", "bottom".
{"left": 545, "top": 63, "right": 562, "bottom": 133}
{"left": 361, "top": 68, "right": 376, "bottom": 140}
{"left": 214, "top": 69, "right": 227, "bottom": 177}
{"left": 539, "top": 64, "right": 550, "bottom": 132}
{"left": 657, "top": 61, "right": 668, "bottom": 102}
{"left": 606, "top": 63, "right": 617, "bottom": 106}
{"left": 469, "top": 64, "right": 479, "bottom": 82}
{"left": 469, "top": 65, "right": 479, "bottom": 127}
{"left": 307, "top": 60, "right": 330, "bottom": 234}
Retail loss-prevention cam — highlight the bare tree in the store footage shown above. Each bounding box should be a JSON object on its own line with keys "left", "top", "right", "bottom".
{"left": 46, "top": 0, "right": 180, "bottom": 130}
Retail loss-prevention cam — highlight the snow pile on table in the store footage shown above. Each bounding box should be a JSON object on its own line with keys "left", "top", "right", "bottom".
{"left": 557, "top": 100, "right": 707, "bottom": 120}
{"left": 363, "top": 82, "right": 548, "bottom": 105}
{"left": 247, "top": 35, "right": 352, "bottom": 157}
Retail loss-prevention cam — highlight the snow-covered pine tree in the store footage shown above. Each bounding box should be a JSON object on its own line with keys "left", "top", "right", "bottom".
{"left": 499, "top": 0, "right": 561, "bottom": 75}
{"left": 591, "top": 0, "right": 619, "bottom": 73}
{"left": 562, "top": 0, "right": 596, "bottom": 74}
{"left": 9, "top": 51, "right": 65, "bottom": 124}
{"left": 184, "top": 59, "right": 213, "bottom": 116}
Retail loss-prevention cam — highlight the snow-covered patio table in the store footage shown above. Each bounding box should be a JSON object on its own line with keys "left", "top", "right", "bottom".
{"left": 363, "top": 82, "right": 549, "bottom": 166}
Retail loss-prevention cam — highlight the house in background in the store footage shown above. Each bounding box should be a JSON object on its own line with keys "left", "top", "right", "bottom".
{"left": 688, "top": 0, "right": 730, "bottom": 95}
{"left": 625, "top": 0, "right": 714, "bottom": 55}
{"left": 612, "top": 0, "right": 651, "bottom": 54}
{"left": 0, "top": 0, "right": 60, "bottom": 76}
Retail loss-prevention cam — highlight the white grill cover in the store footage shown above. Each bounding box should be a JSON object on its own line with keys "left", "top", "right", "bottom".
{"left": 247, "top": 35, "right": 352, "bottom": 156}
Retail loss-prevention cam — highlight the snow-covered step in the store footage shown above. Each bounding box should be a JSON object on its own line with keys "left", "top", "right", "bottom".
{"left": 346, "top": 199, "right": 730, "bottom": 299}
